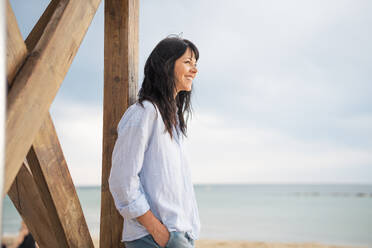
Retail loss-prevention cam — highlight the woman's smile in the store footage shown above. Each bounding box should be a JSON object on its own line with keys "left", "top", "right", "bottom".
{"left": 174, "top": 47, "right": 198, "bottom": 95}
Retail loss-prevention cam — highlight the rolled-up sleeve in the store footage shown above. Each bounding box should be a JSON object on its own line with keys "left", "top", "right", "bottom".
{"left": 109, "top": 104, "right": 155, "bottom": 219}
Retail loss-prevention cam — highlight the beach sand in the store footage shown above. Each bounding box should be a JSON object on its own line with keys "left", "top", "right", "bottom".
{"left": 1, "top": 236, "right": 364, "bottom": 248}
{"left": 195, "top": 240, "right": 363, "bottom": 248}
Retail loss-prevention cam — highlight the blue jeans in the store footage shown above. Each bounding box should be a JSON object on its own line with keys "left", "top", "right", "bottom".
{"left": 124, "top": 231, "right": 194, "bottom": 248}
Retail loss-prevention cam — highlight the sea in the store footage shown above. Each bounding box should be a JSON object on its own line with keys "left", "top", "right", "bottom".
{"left": 2, "top": 184, "right": 372, "bottom": 247}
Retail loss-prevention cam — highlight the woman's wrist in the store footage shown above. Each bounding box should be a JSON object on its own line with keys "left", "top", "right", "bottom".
{"left": 137, "top": 210, "right": 170, "bottom": 247}
{"left": 136, "top": 210, "right": 166, "bottom": 235}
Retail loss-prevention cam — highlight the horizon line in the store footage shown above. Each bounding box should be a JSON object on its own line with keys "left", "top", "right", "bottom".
{"left": 75, "top": 182, "right": 372, "bottom": 187}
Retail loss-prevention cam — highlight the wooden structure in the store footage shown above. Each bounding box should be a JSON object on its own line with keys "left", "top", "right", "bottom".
{"left": 4, "top": 0, "right": 139, "bottom": 247}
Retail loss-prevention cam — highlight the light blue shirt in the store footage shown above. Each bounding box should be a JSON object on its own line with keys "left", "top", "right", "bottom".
{"left": 109, "top": 100, "right": 200, "bottom": 242}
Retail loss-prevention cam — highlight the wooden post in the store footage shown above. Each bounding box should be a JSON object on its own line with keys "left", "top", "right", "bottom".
{"left": 100, "top": 0, "right": 139, "bottom": 247}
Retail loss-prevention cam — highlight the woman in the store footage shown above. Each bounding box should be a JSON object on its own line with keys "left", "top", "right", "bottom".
{"left": 109, "top": 36, "right": 200, "bottom": 248}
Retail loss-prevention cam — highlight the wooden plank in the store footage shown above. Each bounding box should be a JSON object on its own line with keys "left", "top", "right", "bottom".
{"left": 0, "top": 0, "right": 8, "bottom": 240}
{"left": 100, "top": 0, "right": 139, "bottom": 247}
{"left": 8, "top": 164, "right": 61, "bottom": 248}
{"left": 24, "top": 0, "right": 60, "bottom": 52}
{"left": 4, "top": 0, "right": 102, "bottom": 195}
{"left": 25, "top": 1, "right": 94, "bottom": 246}
{"left": 27, "top": 114, "right": 94, "bottom": 247}
{"left": 5, "top": 0, "right": 27, "bottom": 86}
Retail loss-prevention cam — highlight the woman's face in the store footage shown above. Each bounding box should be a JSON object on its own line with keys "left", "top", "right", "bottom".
{"left": 174, "top": 48, "right": 198, "bottom": 96}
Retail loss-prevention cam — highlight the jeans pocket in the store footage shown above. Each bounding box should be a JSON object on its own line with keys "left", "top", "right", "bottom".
{"left": 164, "top": 231, "right": 174, "bottom": 248}
{"left": 165, "top": 232, "right": 193, "bottom": 248}
{"left": 124, "top": 234, "right": 159, "bottom": 248}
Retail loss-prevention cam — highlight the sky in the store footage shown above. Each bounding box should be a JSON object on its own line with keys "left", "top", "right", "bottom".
{"left": 8, "top": 0, "right": 372, "bottom": 185}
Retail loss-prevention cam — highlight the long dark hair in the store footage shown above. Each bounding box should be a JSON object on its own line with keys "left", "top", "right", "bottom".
{"left": 138, "top": 36, "right": 199, "bottom": 138}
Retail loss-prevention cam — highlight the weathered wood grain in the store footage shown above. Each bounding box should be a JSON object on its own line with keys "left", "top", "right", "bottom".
{"left": 24, "top": 0, "right": 60, "bottom": 52}
{"left": 100, "top": 0, "right": 139, "bottom": 247}
{"left": 6, "top": 0, "right": 98, "bottom": 247}
{"left": 6, "top": 2, "right": 64, "bottom": 247}
{"left": 5, "top": 0, "right": 27, "bottom": 86}
{"left": 4, "top": 0, "right": 101, "bottom": 195}
{"left": 28, "top": 114, "right": 94, "bottom": 247}
{"left": 8, "top": 164, "right": 62, "bottom": 248}
{"left": 23, "top": 1, "right": 95, "bottom": 246}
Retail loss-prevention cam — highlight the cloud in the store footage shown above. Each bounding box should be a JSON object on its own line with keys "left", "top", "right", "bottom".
{"left": 186, "top": 113, "right": 372, "bottom": 184}
{"left": 10, "top": 0, "right": 372, "bottom": 185}
{"left": 50, "top": 100, "right": 103, "bottom": 186}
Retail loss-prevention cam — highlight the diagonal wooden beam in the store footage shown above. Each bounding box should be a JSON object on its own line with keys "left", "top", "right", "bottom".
{"left": 100, "top": 0, "right": 139, "bottom": 247}
{"left": 27, "top": 114, "right": 94, "bottom": 247}
{"left": 6, "top": 2, "right": 65, "bottom": 247}
{"left": 5, "top": 0, "right": 27, "bottom": 86}
{"left": 4, "top": 0, "right": 102, "bottom": 195}
{"left": 8, "top": 164, "right": 61, "bottom": 248}
{"left": 24, "top": 0, "right": 60, "bottom": 52}
{"left": 9, "top": 1, "right": 99, "bottom": 247}
{"left": 6, "top": 0, "right": 98, "bottom": 247}
{"left": 22, "top": 1, "right": 94, "bottom": 247}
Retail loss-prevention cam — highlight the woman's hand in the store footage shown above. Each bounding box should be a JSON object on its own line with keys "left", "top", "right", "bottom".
{"left": 150, "top": 222, "right": 170, "bottom": 247}
{"left": 137, "top": 210, "right": 170, "bottom": 247}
